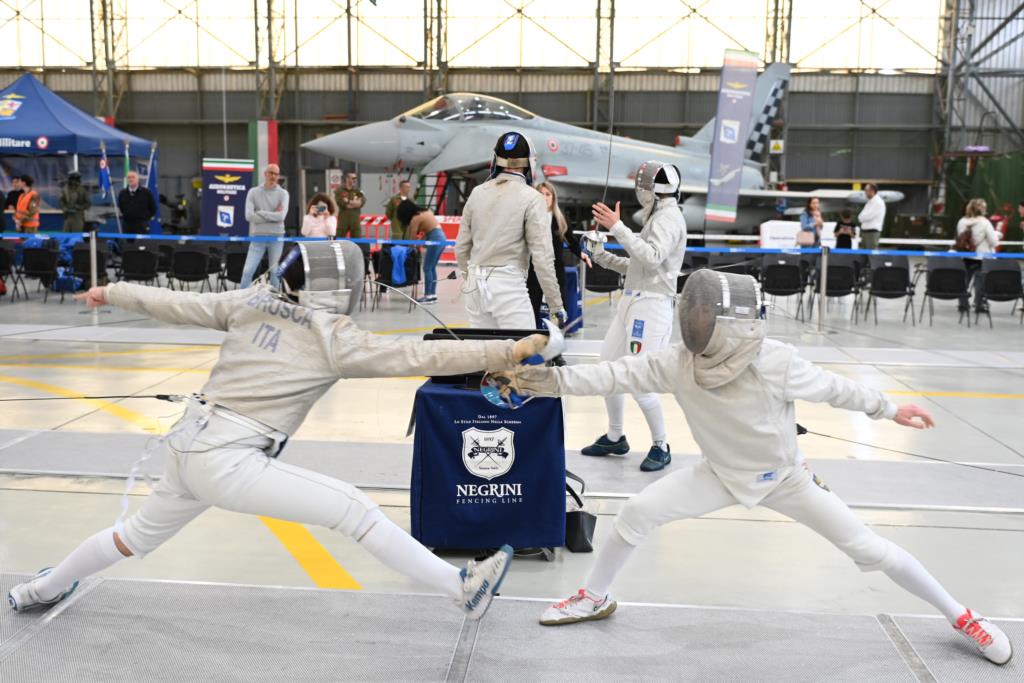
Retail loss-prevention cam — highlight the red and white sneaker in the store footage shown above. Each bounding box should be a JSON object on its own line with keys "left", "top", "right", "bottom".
{"left": 954, "top": 609, "right": 1013, "bottom": 665}
{"left": 540, "top": 589, "right": 616, "bottom": 626}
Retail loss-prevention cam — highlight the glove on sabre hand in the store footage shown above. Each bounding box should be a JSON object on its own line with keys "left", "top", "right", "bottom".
{"left": 487, "top": 367, "right": 558, "bottom": 400}
{"left": 510, "top": 320, "right": 566, "bottom": 365}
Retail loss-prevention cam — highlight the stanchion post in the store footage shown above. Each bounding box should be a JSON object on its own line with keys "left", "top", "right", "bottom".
{"left": 817, "top": 246, "right": 829, "bottom": 332}
{"left": 88, "top": 230, "right": 98, "bottom": 290}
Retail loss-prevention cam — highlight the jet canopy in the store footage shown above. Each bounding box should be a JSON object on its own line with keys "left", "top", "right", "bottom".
{"left": 403, "top": 93, "right": 534, "bottom": 122}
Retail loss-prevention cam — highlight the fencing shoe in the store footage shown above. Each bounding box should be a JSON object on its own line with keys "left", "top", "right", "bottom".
{"left": 8, "top": 568, "right": 79, "bottom": 613}
{"left": 459, "top": 545, "right": 513, "bottom": 621}
{"left": 581, "top": 435, "right": 630, "bottom": 457}
{"left": 640, "top": 443, "right": 671, "bottom": 472}
{"left": 540, "top": 589, "right": 617, "bottom": 626}
{"left": 954, "top": 609, "right": 1013, "bottom": 665}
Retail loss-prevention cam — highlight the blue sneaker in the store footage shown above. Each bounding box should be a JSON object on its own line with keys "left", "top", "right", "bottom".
{"left": 581, "top": 434, "right": 630, "bottom": 457}
{"left": 459, "top": 544, "right": 513, "bottom": 621}
{"left": 415, "top": 295, "right": 437, "bottom": 305}
{"left": 640, "top": 443, "right": 671, "bottom": 472}
{"left": 8, "top": 567, "right": 79, "bottom": 612}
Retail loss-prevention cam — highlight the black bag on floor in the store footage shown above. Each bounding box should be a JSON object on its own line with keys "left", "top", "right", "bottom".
{"left": 565, "top": 470, "right": 596, "bottom": 553}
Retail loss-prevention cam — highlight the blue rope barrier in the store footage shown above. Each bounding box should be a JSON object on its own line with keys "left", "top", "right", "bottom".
{"left": 3, "top": 231, "right": 1023, "bottom": 260}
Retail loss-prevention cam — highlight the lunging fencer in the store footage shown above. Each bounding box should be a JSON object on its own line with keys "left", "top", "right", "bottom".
{"left": 580, "top": 161, "right": 687, "bottom": 472}
{"left": 492, "top": 270, "right": 1012, "bottom": 665}
{"left": 456, "top": 131, "right": 566, "bottom": 330}
{"left": 7, "top": 241, "right": 562, "bottom": 623}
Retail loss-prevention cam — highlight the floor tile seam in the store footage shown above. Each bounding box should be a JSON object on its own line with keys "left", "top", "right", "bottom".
{"left": 444, "top": 617, "right": 480, "bottom": 683}
{"left": 0, "top": 577, "right": 103, "bottom": 664}
{"left": 876, "top": 613, "right": 939, "bottom": 683}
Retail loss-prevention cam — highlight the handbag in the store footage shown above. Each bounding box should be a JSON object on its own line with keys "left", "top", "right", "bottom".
{"left": 565, "top": 470, "right": 597, "bottom": 553}
{"left": 795, "top": 229, "right": 816, "bottom": 247}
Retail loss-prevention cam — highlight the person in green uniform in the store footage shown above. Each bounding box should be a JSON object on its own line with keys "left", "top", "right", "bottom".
{"left": 334, "top": 172, "right": 366, "bottom": 239}
{"left": 384, "top": 180, "right": 413, "bottom": 241}
{"left": 60, "top": 172, "right": 92, "bottom": 232}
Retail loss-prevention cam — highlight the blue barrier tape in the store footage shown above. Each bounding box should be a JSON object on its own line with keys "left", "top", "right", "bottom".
{"left": 3, "top": 231, "right": 1022, "bottom": 260}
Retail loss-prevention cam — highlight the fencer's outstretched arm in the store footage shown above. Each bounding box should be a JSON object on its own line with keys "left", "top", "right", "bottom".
{"left": 606, "top": 212, "right": 683, "bottom": 270}
{"left": 330, "top": 317, "right": 549, "bottom": 379}
{"left": 505, "top": 345, "right": 682, "bottom": 397}
{"left": 772, "top": 345, "right": 898, "bottom": 419}
{"left": 590, "top": 245, "right": 630, "bottom": 274}
{"left": 78, "top": 282, "right": 250, "bottom": 330}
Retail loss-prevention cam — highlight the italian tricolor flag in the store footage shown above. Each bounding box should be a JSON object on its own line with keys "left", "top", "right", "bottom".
{"left": 248, "top": 119, "right": 279, "bottom": 172}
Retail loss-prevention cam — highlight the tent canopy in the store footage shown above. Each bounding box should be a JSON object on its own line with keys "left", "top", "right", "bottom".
{"left": 0, "top": 73, "right": 153, "bottom": 157}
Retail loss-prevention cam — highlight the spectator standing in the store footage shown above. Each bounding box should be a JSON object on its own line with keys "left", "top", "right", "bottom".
{"left": 4, "top": 175, "right": 23, "bottom": 230}
{"left": 526, "top": 181, "right": 584, "bottom": 326}
{"left": 117, "top": 171, "right": 157, "bottom": 234}
{"left": 397, "top": 199, "right": 445, "bottom": 305}
{"left": 955, "top": 198, "right": 1001, "bottom": 313}
{"left": 300, "top": 193, "right": 337, "bottom": 238}
{"left": 334, "top": 172, "right": 366, "bottom": 239}
{"left": 15, "top": 175, "right": 40, "bottom": 233}
{"left": 799, "top": 197, "right": 822, "bottom": 246}
{"left": 834, "top": 209, "right": 856, "bottom": 249}
{"left": 60, "top": 172, "right": 91, "bottom": 232}
{"left": 384, "top": 180, "right": 413, "bottom": 241}
{"left": 240, "top": 164, "right": 289, "bottom": 288}
{"left": 857, "top": 183, "right": 885, "bottom": 249}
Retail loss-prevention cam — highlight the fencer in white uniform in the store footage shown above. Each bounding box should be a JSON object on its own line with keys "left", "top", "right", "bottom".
{"left": 456, "top": 131, "right": 565, "bottom": 330}
{"left": 7, "top": 241, "right": 560, "bottom": 623}
{"left": 493, "top": 270, "right": 1012, "bottom": 665}
{"left": 581, "top": 161, "right": 686, "bottom": 471}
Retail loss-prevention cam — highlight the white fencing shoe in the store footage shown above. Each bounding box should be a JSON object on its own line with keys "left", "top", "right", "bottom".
{"left": 459, "top": 545, "right": 513, "bottom": 621}
{"left": 954, "top": 609, "right": 1013, "bottom": 665}
{"left": 8, "top": 568, "right": 79, "bottom": 613}
{"left": 540, "top": 588, "right": 617, "bottom": 626}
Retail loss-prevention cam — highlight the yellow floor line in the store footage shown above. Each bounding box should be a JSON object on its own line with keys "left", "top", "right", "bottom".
{"left": 0, "top": 346, "right": 216, "bottom": 362}
{"left": 0, "top": 375, "right": 164, "bottom": 433}
{"left": 0, "top": 362, "right": 210, "bottom": 373}
{"left": 258, "top": 517, "right": 362, "bottom": 590}
{"left": 886, "top": 390, "right": 1024, "bottom": 400}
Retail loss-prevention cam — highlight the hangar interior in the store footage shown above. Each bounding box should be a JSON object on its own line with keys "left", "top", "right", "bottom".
{"left": 1, "top": 2, "right": 1023, "bottom": 682}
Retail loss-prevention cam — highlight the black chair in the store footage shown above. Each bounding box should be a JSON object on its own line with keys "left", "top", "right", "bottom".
{"left": 582, "top": 260, "right": 622, "bottom": 305}
{"left": 761, "top": 254, "right": 807, "bottom": 321}
{"left": 156, "top": 243, "right": 175, "bottom": 283}
{"left": 863, "top": 254, "right": 914, "bottom": 326}
{"left": 919, "top": 259, "right": 971, "bottom": 327}
{"left": 71, "top": 245, "right": 109, "bottom": 287}
{"left": 120, "top": 248, "right": 159, "bottom": 286}
{"left": 0, "top": 243, "right": 28, "bottom": 301}
{"left": 807, "top": 254, "right": 861, "bottom": 323}
{"left": 708, "top": 251, "right": 758, "bottom": 279}
{"left": 372, "top": 245, "right": 422, "bottom": 311}
{"left": 169, "top": 249, "right": 213, "bottom": 292}
{"left": 220, "top": 248, "right": 248, "bottom": 290}
{"left": 975, "top": 259, "right": 1023, "bottom": 327}
{"left": 21, "top": 247, "right": 60, "bottom": 303}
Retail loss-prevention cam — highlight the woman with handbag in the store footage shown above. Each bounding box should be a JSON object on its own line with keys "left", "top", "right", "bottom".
{"left": 797, "top": 197, "right": 822, "bottom": 246}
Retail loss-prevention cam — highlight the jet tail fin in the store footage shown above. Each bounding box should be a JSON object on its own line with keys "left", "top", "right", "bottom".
{"left": 688, "top": 62, "right": 791, "bottom": 162}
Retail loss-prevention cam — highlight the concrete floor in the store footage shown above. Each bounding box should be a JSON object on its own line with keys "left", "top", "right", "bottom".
{"left": 1, "top": 267, "right": 1022, "bottom": 679}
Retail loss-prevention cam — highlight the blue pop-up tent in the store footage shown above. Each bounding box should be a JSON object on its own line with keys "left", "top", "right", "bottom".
{"left": 0, "top": 73, "right": 160, "bottom": 231}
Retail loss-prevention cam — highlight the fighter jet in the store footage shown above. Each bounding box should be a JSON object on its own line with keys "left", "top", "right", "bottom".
{"left": 303, "top": 63, "right": 902, "bottom": 231}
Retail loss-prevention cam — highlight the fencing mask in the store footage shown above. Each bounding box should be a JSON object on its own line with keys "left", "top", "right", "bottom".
{"left": 276, "top": 240, "right": 365, "bottom": 315}
{"left": 679, "top": 269, "right": 766, "bottom": 388}
{"left": 488, "top": 131, "right": 537, "bottom": 185}
{"left": 635, "top": 161, "right": 681, "bottom": 213}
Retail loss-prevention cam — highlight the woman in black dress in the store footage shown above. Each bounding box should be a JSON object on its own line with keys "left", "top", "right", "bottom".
{"left": 526, "top": 181, "right": 587, "bottom": 327}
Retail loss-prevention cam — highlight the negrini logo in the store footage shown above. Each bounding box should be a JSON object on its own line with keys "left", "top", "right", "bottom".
{"left": 461, "top": 427, "right": 515, "bottom": 480}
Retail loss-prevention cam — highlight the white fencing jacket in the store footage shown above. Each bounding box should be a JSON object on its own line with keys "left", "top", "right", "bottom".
{"left": 521, "top": 338, "right": 898, "bottom": 506}
{"left": 105, "top": 282, "right": 518, "bottom": 435}
{"left": 592, "top": 197, "right": 687, "bottom": 297}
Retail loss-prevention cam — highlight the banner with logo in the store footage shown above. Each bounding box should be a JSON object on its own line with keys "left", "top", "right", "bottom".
{"left": 705, "top": 50, "right": 759, "bottom": 223}
{"left": 410, "top": 381, "right": 566, "bottom": 550}
{"left": 201, "top": 158, "right": 254, "bottom": 236}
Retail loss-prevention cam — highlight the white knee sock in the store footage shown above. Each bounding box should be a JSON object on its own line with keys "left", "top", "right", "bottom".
{"left": 635, "top": 393, "right": 667, "bottom": 444}
{"left": 884, "top": 546, "right": 965, "bottom": 622}
{"left": 356, "top": 511, "right": 462, "bottom": 600}
{"left": 34, "top": 528, "right": 127, "bottom": 601}
{"left": 584, "top": 529, "right": 637, "bottom": 598}
{"left": 605, "top": 395, "right": 625, "bottom": 441}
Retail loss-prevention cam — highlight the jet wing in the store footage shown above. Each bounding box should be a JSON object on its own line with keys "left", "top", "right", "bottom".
{"left": 547, "top": 175, "right": 634, "bottom": 191}
{"left": 420, "top": 129, "right": 496, "bottom": 174}
{"left": 680, "top": 184, "right": 850, "bottom": 200}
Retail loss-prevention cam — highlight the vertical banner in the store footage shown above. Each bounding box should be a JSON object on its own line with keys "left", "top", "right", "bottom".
{"left": 705, "top": 50, "right": 759, "bottom": 223}
{"left": 248, "top": 119, "right": 279, "bottom": 172}
{"left": 201, "top": 158, "right": 254, "bottom": 236}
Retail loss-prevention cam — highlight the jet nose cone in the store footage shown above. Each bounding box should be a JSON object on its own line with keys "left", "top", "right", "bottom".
{"left": 303, "top": 121, "right": 400, "bottom": 166}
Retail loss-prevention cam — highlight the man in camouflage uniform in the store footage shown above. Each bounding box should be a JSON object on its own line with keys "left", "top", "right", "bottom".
{"left": 384, "top": 180, "right": 413, "bottom": 241}
{"left": 334, "top": 172, "right": 366, "bottom": 239}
